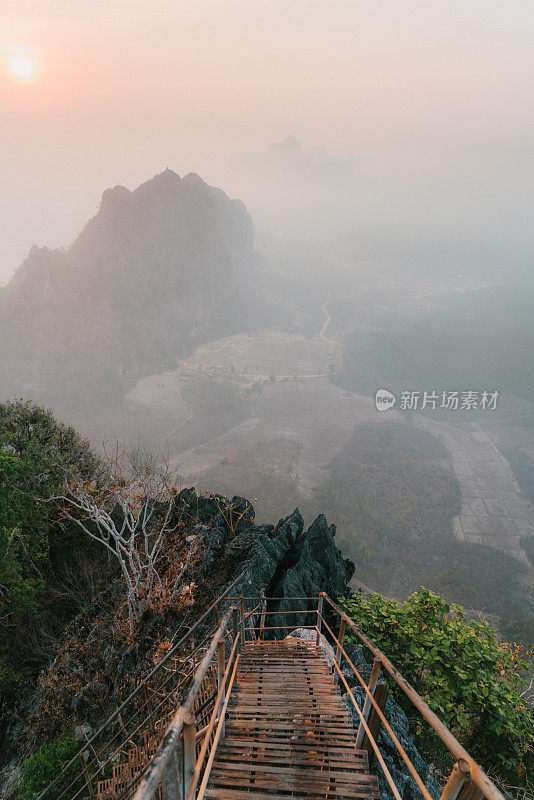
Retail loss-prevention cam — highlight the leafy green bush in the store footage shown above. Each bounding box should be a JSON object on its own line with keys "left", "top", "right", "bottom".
{"left": 1, "top": 401, "right": 103, "bottom": 720}
{"left": 341, "top": 588, "right": 534, "bottom": 784}
{"left": 17, "top": 738, "right": 83, "bottom": 800}
{"left": 0, "top": 400, "right": 99, "bottom": 619}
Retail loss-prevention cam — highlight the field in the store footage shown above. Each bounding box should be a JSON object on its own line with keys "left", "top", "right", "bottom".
{"left": 123, "top": 314, "right": 534, "bottom": 641}
{"left": 180, "top": 329, "right": 334, "bottom": 378}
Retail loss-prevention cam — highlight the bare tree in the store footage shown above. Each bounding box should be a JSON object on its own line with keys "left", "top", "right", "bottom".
{"left": 54, "top": 443, "right": 180, "bottom": 633}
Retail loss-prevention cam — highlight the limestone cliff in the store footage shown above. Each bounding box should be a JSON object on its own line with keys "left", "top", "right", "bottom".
{"left": 0, "top": 171, "right": 261, "bottom": 415}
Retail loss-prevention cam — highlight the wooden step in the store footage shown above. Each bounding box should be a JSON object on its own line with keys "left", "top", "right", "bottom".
{"left": 206, "top": 639, "right": 379, "bottom": 800}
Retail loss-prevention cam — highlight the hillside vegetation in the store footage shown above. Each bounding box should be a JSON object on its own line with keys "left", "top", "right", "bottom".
{"left": 336, "top": 286, "right": 534, "bottom": 408}
{"left": 2, "top": 403, "right": 533, "bottom": 797}
{"left": 342, "top": 590, "right": 534, "bottom": 788}
{"left": 316, "top": 423, "right": 534, "bottom": 641}
{"left": 0, "top": 401, "right": 105, "bottom": 770}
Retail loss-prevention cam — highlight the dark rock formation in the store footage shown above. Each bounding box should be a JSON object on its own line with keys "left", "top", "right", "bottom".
{"left": 171, "top": 489, "right": 355, "bottom": 609}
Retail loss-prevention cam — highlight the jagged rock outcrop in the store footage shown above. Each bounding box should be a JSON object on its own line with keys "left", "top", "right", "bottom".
{"left": 0, "top": 170, "right": 262, "bottom": 415}
{"left": 172, "top": 488, "right": 355, "bottom": 608}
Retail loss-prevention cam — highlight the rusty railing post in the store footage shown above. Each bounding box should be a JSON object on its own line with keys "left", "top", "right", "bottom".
{"left": 356, "top": 656, "right": 381, "bottom": 749}
{"left": 232, "top": 606, "right": 238, "bottom": 644}
{"left": 239, "top": 595, "right": 246, "bottom": 644}
{"left": 248, "top": 606, "right": 257, "bottom": 641}
{"left": 316, "top": 592, "right": 324, "bottom": 646}
{"left": 333, "top": 617, "right": 346, "bottom": 686}
{"left": 259, "top": 588, "right": 266, "bottom": 640}
{"left": 439, "top": 760, "right": 472, "bottom": 800}
{"left": 182, "top": 715, "right": 197, "bottom": 800}
{"left": 217, "top": 631, "right": 226, "bottom": 739}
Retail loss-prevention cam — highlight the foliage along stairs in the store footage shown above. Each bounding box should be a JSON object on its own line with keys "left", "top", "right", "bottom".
{"left": 205, "top": 637, "right": 380, "bottom": 800}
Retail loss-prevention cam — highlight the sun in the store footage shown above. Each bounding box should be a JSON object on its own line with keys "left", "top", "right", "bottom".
{"left": 8, "top": 56, "right": 36, "bottom": 81}
{"left": 3, "top": 46, "right": 40, "bottom": 83}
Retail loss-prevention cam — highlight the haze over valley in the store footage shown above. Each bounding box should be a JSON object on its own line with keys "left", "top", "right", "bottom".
{"left": 2, "top": 158, "right": 533, "bottom": 643}
{"left": 2, "top": 4, "right": 534, "bottom": 795}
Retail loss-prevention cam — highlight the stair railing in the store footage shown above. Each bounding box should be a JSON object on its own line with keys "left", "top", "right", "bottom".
{"left": 34, "top": 573, "right": 248, "bottom": 800}
{"left": 34, "top": 587, "right": 509, "bottom": 800}
{"left": 222, "top": 592, "right": 507, "bottom": 800}
{"left": 319, "top": 592, "right": 507, "bottom": 800}
{"left": 132, "top": 606, "right": 239, "bottom": 800}
{"left": 126, "top": 597, "right": 263, "bottom": 800}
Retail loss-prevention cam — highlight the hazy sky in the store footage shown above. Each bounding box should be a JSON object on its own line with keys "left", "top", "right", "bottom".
{"left": 1, "top": 0, "right": 534, "bottom": 283}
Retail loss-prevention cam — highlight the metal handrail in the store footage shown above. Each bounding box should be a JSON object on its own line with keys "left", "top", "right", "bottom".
{"left": 321, "top": 593, "right": 506, "bottom": 800}
{"left": 194, "top": 651, "right": 241, "bottom": 800}
{"left": 132, "top": 606, "right": 236, "bottom": 799}
{"left": 104, "top": 603, "right": 256, "bottom": 800}
{"left": 186, "top": 633, "right": 241, "bottom": 799}
{"left": 35, "top": 585, "right": 509, "bottom": 800}
{"left": 34, "top": 572, "right": 247, "bottom": 800}
{"left": 317, "top": 618, "right": 434, "bottom": 800}
{"left": 317, "top": 630, "right": 404, "bottom": 800}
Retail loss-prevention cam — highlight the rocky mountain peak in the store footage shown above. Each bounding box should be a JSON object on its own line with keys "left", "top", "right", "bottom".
{"left": 0, "top": 170, "right": 261, "bottom": 418}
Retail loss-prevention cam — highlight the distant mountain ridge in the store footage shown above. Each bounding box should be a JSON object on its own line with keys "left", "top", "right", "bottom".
{"left": 228, "top": 135, "right": 357, "bottom": 184}
{"left": 0, "top": 170, "right": 262, "bottom": 415}
{"left": 222, "top": 136, "right": 359, "bottom": 236}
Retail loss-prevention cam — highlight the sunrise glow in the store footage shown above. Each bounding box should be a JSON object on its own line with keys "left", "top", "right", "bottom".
{"left": 9, "top": 57, "right": 34, "bottom": 78}
{"left": 3, "top": 45, "right": 39, "bottom": 83}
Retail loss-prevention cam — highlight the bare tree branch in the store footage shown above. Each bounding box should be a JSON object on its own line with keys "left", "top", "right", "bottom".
{"left": 52, "top": 444, "right": 182, "bottom": 634}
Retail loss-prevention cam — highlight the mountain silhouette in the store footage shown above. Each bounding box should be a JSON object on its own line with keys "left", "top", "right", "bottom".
{"left": 0, "top": 170, "right": 260, "bottom": 415}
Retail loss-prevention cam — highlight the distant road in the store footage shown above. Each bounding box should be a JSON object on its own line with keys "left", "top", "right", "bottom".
{"left": 319, "top": 300, "right": 332, "bottom": 340}
{"left": 319, "top": 297, "right": 343, "bottom": 372}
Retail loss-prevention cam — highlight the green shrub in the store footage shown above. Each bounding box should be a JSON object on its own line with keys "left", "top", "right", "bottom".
{"left": 341, "top": 588, "right": 534, "bottom": 784}
{"left": 0, "top": 400, "right": 100, "bottom": 619}
{"left": 1, "top": 401, "right": 103, "bottom": 718}
{"left": 17, "top": 738, "right": 83, "bottom": 800}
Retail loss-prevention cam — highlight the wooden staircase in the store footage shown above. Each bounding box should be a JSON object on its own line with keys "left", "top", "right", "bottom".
{"left": 205, "top": 637, "right": 380, "bottom": 800}
{"left": 38, "top": 590, "right": 505, "bottom": 800}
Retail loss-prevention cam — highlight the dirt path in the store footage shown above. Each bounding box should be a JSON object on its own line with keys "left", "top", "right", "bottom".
{"left": 319, "top": 299, "right": 332, "bottom": 340}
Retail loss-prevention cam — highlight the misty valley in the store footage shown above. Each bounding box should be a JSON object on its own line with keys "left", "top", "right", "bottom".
{"left": 1, "top": 144, "right": 534, "bottom": 800}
